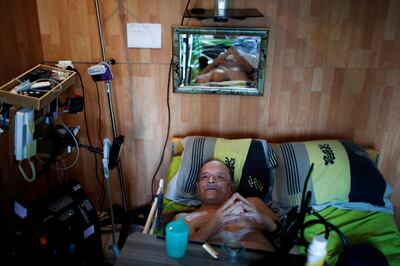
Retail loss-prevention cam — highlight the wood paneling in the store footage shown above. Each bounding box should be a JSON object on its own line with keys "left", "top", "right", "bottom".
{"left": 1, "top": 0, "right": 399, "bottom": 226}
{"left": 0, "top": 0, "right": 43, "bottom": 84}
{"left": 0, "top": 0, "right": 44, "bottom": 228}
{"left": 37, "top": 0, "right": 400, "bottom": 225}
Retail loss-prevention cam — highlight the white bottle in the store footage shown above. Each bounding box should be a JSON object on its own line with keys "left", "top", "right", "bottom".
{"left": 306, "top": 236, "right": 327, "bottom": 266}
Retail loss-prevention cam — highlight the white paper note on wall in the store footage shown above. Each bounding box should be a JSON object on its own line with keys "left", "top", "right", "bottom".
{"left": 127, "top": 23, "right": 162, "bottom": 49}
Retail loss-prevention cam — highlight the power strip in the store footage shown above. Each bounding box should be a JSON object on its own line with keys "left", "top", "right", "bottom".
{"left": 57, "top": 60, "right": 74, "bottom": 69}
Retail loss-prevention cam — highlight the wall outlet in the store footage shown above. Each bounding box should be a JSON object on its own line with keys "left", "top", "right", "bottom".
{"left": 57, "top": 60, "right": 75, "bottom": 69}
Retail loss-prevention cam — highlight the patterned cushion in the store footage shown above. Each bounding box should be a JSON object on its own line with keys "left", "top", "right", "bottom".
{"left": 271, "top": 140, "right": 393, "bottom": 213}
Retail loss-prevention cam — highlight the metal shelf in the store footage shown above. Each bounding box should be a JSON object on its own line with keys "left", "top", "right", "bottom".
{"left": 184, "top": 8, "right": 264, "bottom": 22}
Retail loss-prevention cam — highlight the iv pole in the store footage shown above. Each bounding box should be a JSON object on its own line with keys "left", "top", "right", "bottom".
{"left": 94, "top": 0, "right": 128, "bottom": 213}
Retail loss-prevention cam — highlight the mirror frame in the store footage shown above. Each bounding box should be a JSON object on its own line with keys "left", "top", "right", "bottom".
{"left": 172, "top": 26, "right": 269, "bottom": 96}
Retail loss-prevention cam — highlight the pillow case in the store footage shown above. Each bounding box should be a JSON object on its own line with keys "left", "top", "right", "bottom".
{"left": 271, "top": 140, "right": 393, "bottom": 213}
{"left": 165, "top": 136, "right": 277, "bottom": 206}
{"left": 162, "top": 155, "right": 197, "bottom": 213}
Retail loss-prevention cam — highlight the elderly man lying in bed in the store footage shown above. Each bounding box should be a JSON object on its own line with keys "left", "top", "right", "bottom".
{"left": 174, "top": 160, "right": 279, "bottom": 251}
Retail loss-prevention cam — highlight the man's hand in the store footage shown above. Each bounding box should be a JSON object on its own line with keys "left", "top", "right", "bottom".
{"left": 233, "top": 193, "right": 277, "bottom": 232}
{"left": 212, "top": 193, "right": 245, "bottom": 227}
{"left": 189, "top": 193, "right": 243, "bottom": 241}
{"left": 189, "top": 193, "right": 277, "bottom": 242}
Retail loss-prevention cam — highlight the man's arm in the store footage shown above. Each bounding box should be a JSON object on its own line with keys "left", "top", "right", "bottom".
{"left": 189, "top": 215, "right": 224, "bottom": 241}
{"left": 189, "top": 195, "right": 245, "bottom": 241}
{"left": 173, "top": 212, "right": 216, "bottom": 241}
{"left": 234, "top": 193, "right": 278, "bottom": 233}
{"left": 227, "top": 46, "right": 253, "bottom": 74}
{"left": 199, "top": 51, "right": 229, "bottom": 75}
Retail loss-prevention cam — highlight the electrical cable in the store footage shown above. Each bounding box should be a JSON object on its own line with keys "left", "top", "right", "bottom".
{"left": 180, "top": 0, "right": 191, "bottom": 25}
{"left": 94, "top": 82, "right": 103, "bottom": 147}
{"left": 311, "top": 210, "right": 348, "bottom": 248}
{"left": 35, "top": 150, "right": 70, "bottom": 166}
{"left": 150, "top": 58, "right": 172, "bottom": 198}
{"left": 30, "top": 78, "right": 63, "bottom": 93}
{"left": 54, "top": 117, "right": 80, "bottom": 170}
{"left": 34, "top": 117, "right": 80, "bottom": 171}
{"left": 150, "top": 0, "right": 191, "bottom": 198}
{"left": 281, "top": 162, "right": 348, "bottom": 251}
{"left": 299, "top": 210, "right": 349, "bottom": 250}
{"left": 35, "top": 114, "right": 80, "bottom": 171}
{"left": 18, "top": 158, "right": 36, "bottom": 182}
{"left": 46, "top": 167, "right": 53, "bottom": 190}
{"left": 58, "top": 160, "right": 67, "bottom": 182}
{"left": 74, "top": 69, "right": 107, "bottom": 216}
{"left": 94, "top": 81, "right": 107, "bottom": 215}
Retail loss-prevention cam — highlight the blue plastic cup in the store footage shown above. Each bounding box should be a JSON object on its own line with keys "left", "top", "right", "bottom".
{"left": 165, "top": 217, "right": 189, "bottom": 258}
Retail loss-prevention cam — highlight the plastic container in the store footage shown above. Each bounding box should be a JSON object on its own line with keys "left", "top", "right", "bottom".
{"left": 165, "top": 217, "right": 189, "bottom": 258}
{"left": 221, "top": 240, "right": 245, "bottom": 263}
{"left": 306, "top": 236, "right": 327, "bottom": 266}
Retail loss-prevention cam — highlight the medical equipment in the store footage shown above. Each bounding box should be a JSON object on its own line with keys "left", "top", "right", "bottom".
{"left": 277, "top": 163, "right": 348, "bottom": 254}
{"left": 87, "top": 62, "right": 113, "bottom": 82}
{"left": 14, "top": 107, "right": 37, "bottom": 182}
{"left": 11, "top": 181, "right": 103, "bottom": 266}
{"left": 103, "top": 137, "right": 119, "bottom": 256}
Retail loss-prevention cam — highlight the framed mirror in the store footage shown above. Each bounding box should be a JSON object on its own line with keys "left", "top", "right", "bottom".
{"left": 172, "top": 26, "right": 269, "bottom": 96}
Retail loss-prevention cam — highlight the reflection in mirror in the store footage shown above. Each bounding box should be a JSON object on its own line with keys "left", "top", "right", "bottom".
{"left": 172, "top": 27, "right": 269, "bottom": 96}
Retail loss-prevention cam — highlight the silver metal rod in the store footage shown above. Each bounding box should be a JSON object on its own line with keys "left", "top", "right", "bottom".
{"left": 94, "top": 0, "right": 128, "bottom": 212}
{"left": 105, "top": 80, "right": 129, "bottom": 211}
{"left": 105, "top": 81, "right": 117, "bottom": 138}
{"left": 94, "top": 0, "right": 107, "bottom": 62}
{"left": 106, "top": 177, "right": 117, "bottom": 245}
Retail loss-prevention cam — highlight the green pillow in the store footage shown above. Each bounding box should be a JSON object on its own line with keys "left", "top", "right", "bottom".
{"left": 299, "top": 207, "right": 400, "bottom": 265}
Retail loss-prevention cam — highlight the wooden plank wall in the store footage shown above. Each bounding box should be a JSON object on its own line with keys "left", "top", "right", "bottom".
{"left": 0, "top": 0, "right": 44, "bottom": 225}
{"left": 35, "top": 0, "right": 400, "bottom": 225}
{"left": 0, "top": 0, "right": 43, "bottom": 84}
{"left": 1, "top": 0, "right": 398, "bottom": 225}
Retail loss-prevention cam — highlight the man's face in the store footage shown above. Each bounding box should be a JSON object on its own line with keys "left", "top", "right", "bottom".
{"left": 197, "top": 160, "right": 234, "bottom": 206}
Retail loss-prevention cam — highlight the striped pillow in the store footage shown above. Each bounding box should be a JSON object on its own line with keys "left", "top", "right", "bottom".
{"left": 271, "top": 140, "right": 393, "bottom": 213}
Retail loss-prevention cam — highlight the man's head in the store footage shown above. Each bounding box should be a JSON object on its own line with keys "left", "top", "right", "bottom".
{"left": 197, "top": 160, "right": 234, "bottom": 206}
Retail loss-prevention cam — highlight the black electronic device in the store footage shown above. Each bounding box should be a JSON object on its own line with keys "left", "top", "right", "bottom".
{"left": 276, "top": 164, "right": 314, "bottom": 253}
{"left": 109, "top": 135, "right": 124, "bottom": 170}
{"left": 26, "top": 69, "right": 52, "bottom": 82}
{"left": 191, "top": 8, "right": 205, "bottom": 14}
{"left": 64, "top": 96, "right": 84, "bottom": 114}
{"left": 276, "top": 163, "right": 348, "bottom": 254}
{"left": 10, "top": 180, "right": 103, "bottom": 266}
